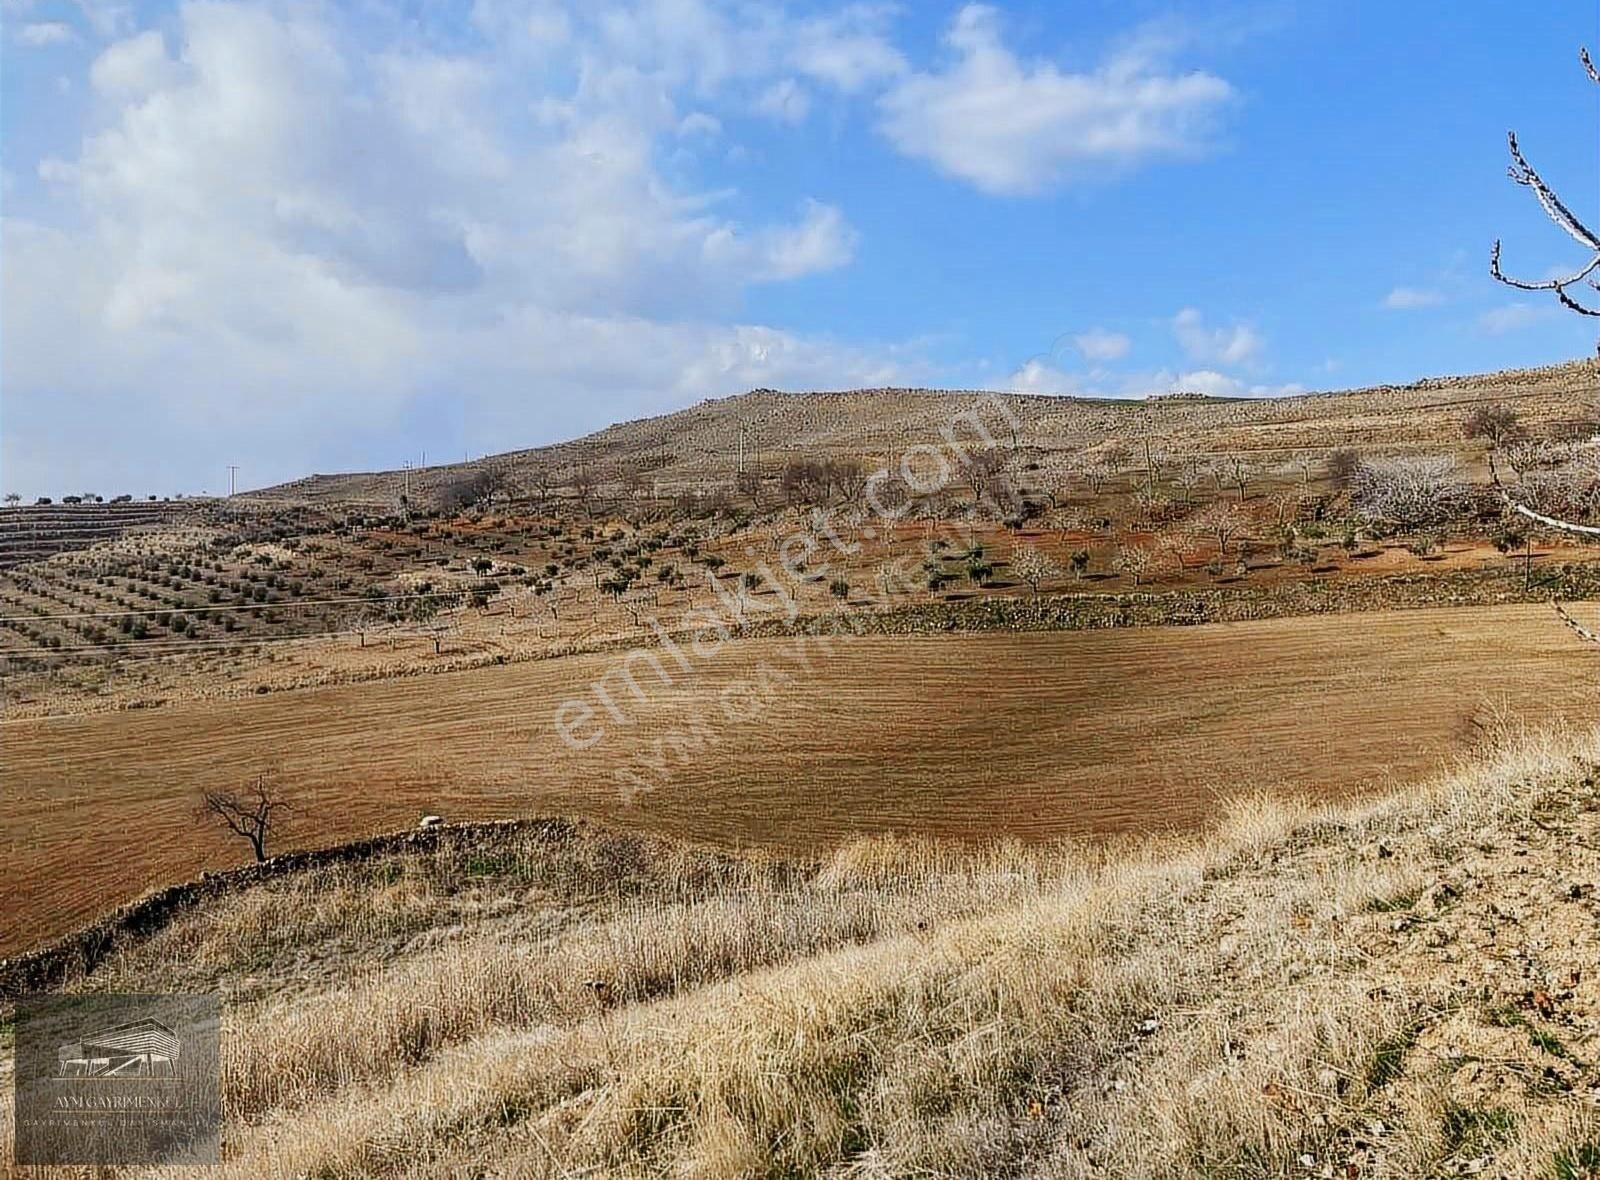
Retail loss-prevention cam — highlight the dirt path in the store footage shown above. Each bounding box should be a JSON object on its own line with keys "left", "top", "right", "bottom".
{"left": 4, "top": 603, "right": 1598, "bottom": 958}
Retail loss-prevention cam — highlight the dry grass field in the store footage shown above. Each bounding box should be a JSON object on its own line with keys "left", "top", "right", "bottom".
{"left": 5, "top": 724, "right": 1600, "bottom": 1177}
{"left": 5, "top": 602, "right": 1598, "bottom": 960}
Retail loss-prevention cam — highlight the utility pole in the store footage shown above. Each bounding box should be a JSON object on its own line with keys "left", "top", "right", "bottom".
{"left": 402, "top": 461, "right": 412, "bottom": 502}
{"left": 227, "top": 465, "right": 239, "bottom": 497}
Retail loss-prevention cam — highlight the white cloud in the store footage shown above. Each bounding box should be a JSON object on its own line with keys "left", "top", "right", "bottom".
{"left": 788, "top": 6, "right": 906, "bottom": 92}
{"left": 1073, "top": 327, "right": 1131, "bottom": 362}
{"left": 2, "top": 1, "right": 908, "bottom": 495}
{"left": 1006, "top": 359, "right": 1081, "bottom": 393}
{"left": 1478, "top": 302, "right": 1551, "bottom": 334}
{"left": 755, "top": 199, "right": 857, "bottom": 279}
{"left": 677, "top": 111, "right": 722, "bottom": 137}
{"left": 1382, "top": 286, "right": 1443, "bottom": 310}
{"left": 18, "top": 21, "right": 76, "bottom": 45}
{"left": 756, "top": 77, "right": 811, "bottom": 123}
{"left": 996, "top": 358, "right": 1303, "bottom": 401}
{"left": 1172, "top": 306, "right": 1263, "bottom": 366}
{"left": 876, "top": 4, "right": 1234, "bottom": 195}
{"left": 73, "top": 0, "right": 134, "bottom": 38}
{"left": 1164, "top": 369, "right": 1304, "bottom": 398}
{"left": 88, "top": 30, "right": 175, "bottom": 98}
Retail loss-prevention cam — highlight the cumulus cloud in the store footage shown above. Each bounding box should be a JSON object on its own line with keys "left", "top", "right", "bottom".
{"left": 756, "top": 78, "right": 811, "bottom": 123}
{"left": 1382, "top": 286, "right": 1443, "bottom": 310}
{"left": 1073, "top": 327, "right": 1131, "bottom": 362}
{"left": 1006, "top": 359, "right": 1081, "bottom": 394}
{"left": 876, "top": 5, "right": 1234, "bottom": 195}
{"left": 2, "top": 1, "right": 907, "bottom": 494}
{"left": 677, "top": 111, "right": 722, "bottom": 137}
{"left": 997, "top": 359, "right": 1303, "bottom": 401}
{"left": 1172, "top": 307, "right": 1263, "bottom": 366}
{"left": 1162, "top": 369, "right": 1302, "bottom": 397}
{"left": 18, "top": 21, "right": 76, "bottom": 45}
{"left": 1478, "top": 302, "right": 1551, "bottom": 334}
{"left": 789, "top": 5, "right": 906, "bottom": 91}
{"left": 87, "top": 29, "right": 175, "bottom": 98}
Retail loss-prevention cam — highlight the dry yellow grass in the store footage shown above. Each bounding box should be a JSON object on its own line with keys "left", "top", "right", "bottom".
{"left": 5, "top": 721, "right": 1600, "bottom": 1177}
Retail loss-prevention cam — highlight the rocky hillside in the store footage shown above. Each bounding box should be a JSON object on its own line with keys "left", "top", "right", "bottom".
{"left": 245, "top": 360, "right": 1600, "bottom": 509}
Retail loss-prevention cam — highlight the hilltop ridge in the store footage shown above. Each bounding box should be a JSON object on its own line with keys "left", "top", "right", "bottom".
{"left": 243, "top": 359, "right": 1599, "bottom": 508}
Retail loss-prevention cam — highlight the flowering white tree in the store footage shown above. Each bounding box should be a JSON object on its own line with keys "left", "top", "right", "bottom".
{"left": 1352, "top": 456, "right": 1468, "bottom": 531}
{"left": 1010, "top": 545, "right": 1059, "bottom": 595}
{"left": 1114, "top": 544, "right": 1153, "bottom": 586}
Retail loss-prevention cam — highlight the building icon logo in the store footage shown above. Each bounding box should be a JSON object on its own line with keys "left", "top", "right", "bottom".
{"left": 57, "top": 1018, "right": 180, "bottom": 1079}
{"left": 13, "top": 994, "right": 221, "bottom": 1166}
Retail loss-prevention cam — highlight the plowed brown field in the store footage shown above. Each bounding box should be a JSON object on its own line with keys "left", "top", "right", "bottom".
{"left": 5, "top": 603, "right": 1598, "bottom": 958}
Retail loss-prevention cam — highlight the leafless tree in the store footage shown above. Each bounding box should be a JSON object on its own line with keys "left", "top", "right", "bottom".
{"left": 620, "top": 467, "right": 651, "bottom": 524}
{"left": 1326, "top": 448, "right": 1361, "bottom": 491}
{"left": 828, "top": 458, "right": 868, "bottom": 505}
{"left": 435, "top": 468, "right": 498, "bottom": 513}
{"left": 1463, "top": 403, "right": 1524, "bottom": 449}
{"left": 781, "top": 457, "right": 830, "bottom": 506}
{"left": 421, "top": 613, "right": 459, "bottom": 654}
{"left": 1099, "top": 438, "right": 1132, "bottom": 472}
{"left": 1270, "top": 488, "right": 1300, "bottom": 531}
{"left": 1188, "top": 499, "right": 1248, "bottom": 556}
{"left": 1225, "top": 455, "right": 1259, "bottom": 502}
{"left": 197, "top": 773, "right": 284, "bottom": 862}
{"left": 1137, "top": 438, "right": 1165, "bottom": 495}
{"left": 1170, "top": 460, "right": 1203, "bottom": 505}
{"left": 1490, "top": 47, "right": 1600, "bottom": 339}
{"left": 529, "top": 465, "right": 555, "bottom": 507}
{"left": 339, "top": 603, "right": 384, "bottom": 648}
{"left": 571, "top": 465, "right": 597, "bottom": 516}
{"left": 963, "top": 448, "right": 1008, "bottom": 506}
{"left": 1079, "top": 459, "right": 1112, "bottom": 495}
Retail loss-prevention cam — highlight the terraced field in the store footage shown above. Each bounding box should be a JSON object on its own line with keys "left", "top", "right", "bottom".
{"left": 4, "top": 602, "right": 1597, "bottom": 958}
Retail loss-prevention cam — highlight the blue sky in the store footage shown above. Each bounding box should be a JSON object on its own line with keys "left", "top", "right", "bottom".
{"left": 3, "top": 0, "right": 1599, "bottom": 496}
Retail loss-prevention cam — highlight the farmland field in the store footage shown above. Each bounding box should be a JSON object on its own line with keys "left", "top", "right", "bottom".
{"left": 4, "top": 601, "right": 1597, "bottom": 958}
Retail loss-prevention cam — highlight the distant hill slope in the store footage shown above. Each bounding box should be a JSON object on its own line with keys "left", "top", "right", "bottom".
{"left": 244, "top": 360, "right": 1600, "bottom": 508}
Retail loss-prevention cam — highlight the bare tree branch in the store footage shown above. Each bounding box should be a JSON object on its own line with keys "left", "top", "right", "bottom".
{"left": 1488, "top": 451, "right": 1600, "bottom": 537}
{"left": 1502, "top": 131, "right": 1600, "bottom": 251}
{"left": 1492, "top": 58, "right": 1600, "bottom": 345}
{"left": 196, "top": 773, "right": 285, "bottom": 862}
